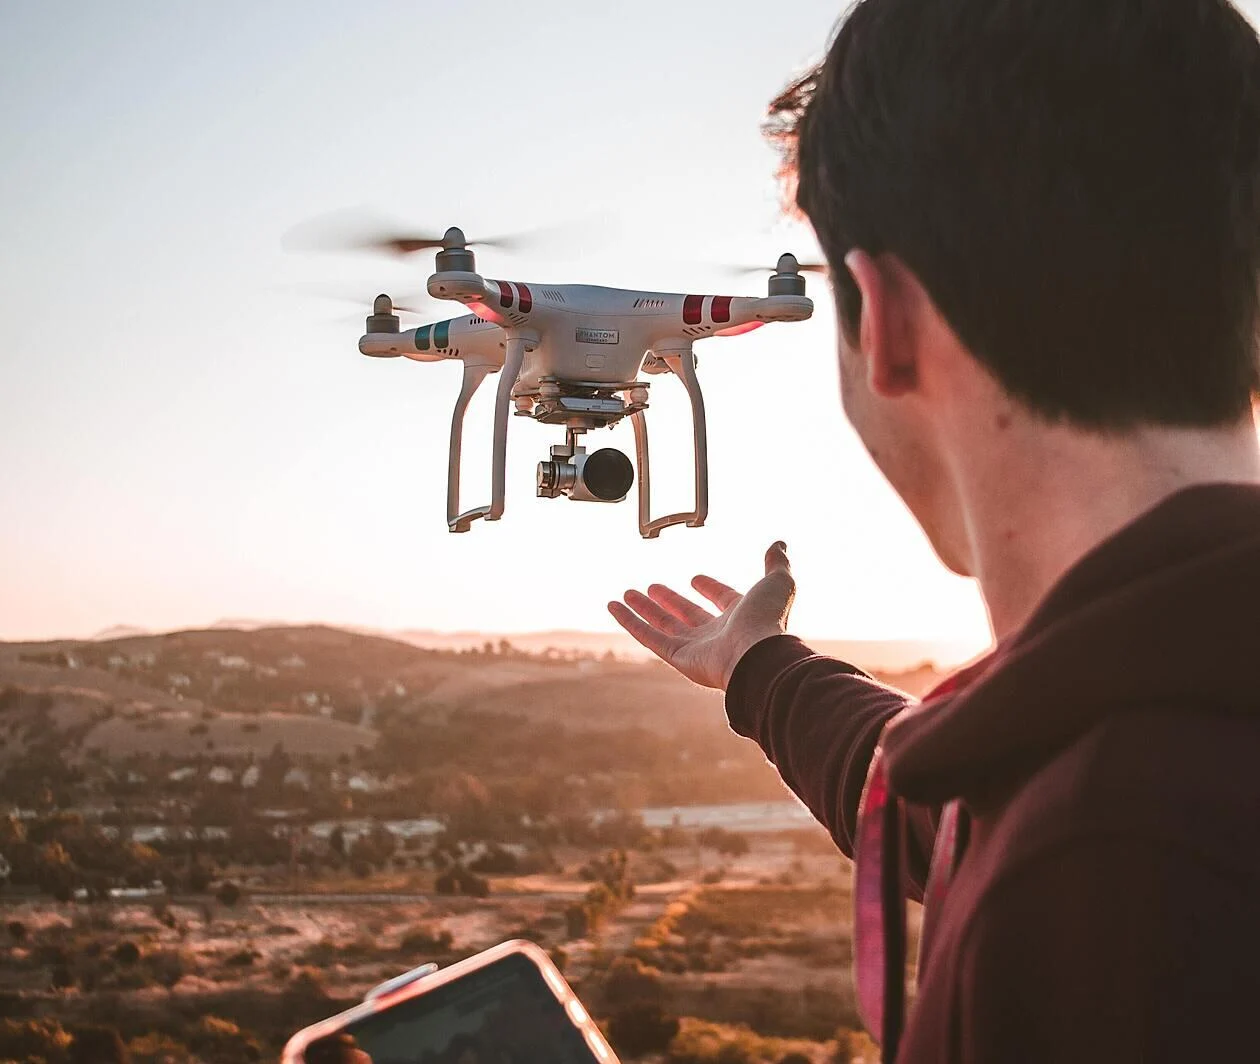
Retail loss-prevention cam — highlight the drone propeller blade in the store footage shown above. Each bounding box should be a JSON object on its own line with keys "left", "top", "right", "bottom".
{"left": 276, "top": 282, "right": 446, "bottom": 321}
{"left": 392, "top": 300, "right": 441, "bottom": 316}
{"left": 728, "top": 259, "right": 829, "bottom": 275}
{"left": 282, "top": 209, "right": 601, "bottom": 259}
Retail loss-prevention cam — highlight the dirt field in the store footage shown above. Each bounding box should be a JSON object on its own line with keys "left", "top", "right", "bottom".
{"left": 0, "top": 833, "right": 880, "bottom": 1062}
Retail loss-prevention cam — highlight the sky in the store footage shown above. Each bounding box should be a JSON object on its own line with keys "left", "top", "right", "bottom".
{"left": 0, "top": 0, "right": 1022, "bottom": 653}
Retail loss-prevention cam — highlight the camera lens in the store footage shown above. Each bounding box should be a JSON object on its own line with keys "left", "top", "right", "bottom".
{"left": 582, "top": 448, "right": 634, "bottom": 501}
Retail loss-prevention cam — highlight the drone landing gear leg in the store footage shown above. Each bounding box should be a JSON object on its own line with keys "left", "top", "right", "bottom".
{"left": 631, "top": 347, "right": 709, "bottom": 539}
{"left": 447, "top": 362, "right": 494, "bottom": 532}
{"left": 447, "top": 335, "right": 528, "bottom": 532}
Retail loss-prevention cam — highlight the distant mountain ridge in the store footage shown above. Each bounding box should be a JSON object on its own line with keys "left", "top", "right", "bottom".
{"left": 61, "top": 621, "right": 983, "bottom": 671}
{"left": 0, "top": 622, "right": 955, "bottom": 766}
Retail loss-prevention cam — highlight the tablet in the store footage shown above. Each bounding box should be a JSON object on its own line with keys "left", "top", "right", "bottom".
{"left": 282, "top": 940, "right": 618, "bottom": 1064}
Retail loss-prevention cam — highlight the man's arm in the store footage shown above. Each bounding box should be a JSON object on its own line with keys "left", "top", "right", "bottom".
{"left": 724, "top": 634, "right": 937, "bottom": 895}
{"left": 607, "top": 543, "right": 938, "bottom": 891}
{"left": 725, "top": 634, "right": 911, "bottom": 858}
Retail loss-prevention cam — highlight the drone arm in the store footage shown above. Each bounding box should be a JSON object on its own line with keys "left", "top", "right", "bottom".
{"left": 631, "top": 346, "right": 709, "bottom": 539}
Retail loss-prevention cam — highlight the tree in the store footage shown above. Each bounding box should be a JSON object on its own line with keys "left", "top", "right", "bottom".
{"left": 35, "top": 841, "right": 77, "bottom": 900}
{"left": 564, "top": 903, "right": 590, "bottom": 940}
{"left": 328, "top": 825, "right": 347, "bottom": 859}
{"left": 699, "top": 827, "right": 751, "bottom": 858}
{"left": 187, "top": 861, "right": 213, "bottom": 893}
{"left": 432, "top": 772, "right": 495, "bottom": 839}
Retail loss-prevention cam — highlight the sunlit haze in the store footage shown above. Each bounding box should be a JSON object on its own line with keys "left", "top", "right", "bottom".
{"left": 23, "top": 0, "right": 1234, "bottom": 655}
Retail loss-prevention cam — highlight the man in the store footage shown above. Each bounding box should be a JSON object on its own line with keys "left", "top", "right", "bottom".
{"left": 609, "top": 0, "right": 1260, "bottom": 1059}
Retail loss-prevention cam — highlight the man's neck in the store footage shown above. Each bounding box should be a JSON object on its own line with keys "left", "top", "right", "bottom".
{"left": 955, "top": 417, "right": 1260, "bottom": 640}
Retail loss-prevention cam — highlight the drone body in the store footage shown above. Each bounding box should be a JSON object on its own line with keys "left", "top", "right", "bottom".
{"left": 357, "top": 228, "right": 815, "bottom": 537}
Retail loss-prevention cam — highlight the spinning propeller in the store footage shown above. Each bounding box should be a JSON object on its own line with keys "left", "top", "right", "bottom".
{"left": 729, "top": 252, "right": 829, "bottom": 276}
{"left": 283, "top": 211, "right": 583, "bottom": 259}
{"left": 277, "top": 280, "right": 445, "bottom": 324}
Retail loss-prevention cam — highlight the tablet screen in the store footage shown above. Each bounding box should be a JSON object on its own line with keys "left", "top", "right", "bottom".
{"left": 302, "top": 952, "right": 602, "bottom": 1064}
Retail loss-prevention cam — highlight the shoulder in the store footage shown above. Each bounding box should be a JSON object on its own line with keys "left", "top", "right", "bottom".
{"left": 979, "top": 706, "right": 1260, "bottom": 879}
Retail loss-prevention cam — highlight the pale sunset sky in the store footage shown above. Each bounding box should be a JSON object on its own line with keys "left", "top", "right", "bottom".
{"left": 10, "top": 1, "right": 1237, "bottom": 653}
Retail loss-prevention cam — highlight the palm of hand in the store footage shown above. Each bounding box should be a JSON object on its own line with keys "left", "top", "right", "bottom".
{"left": 608, "top": 542, "right": 795, "bottom": 691}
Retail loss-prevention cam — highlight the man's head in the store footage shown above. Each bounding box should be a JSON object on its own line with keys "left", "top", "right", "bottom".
{"left": 772, "top": 0, "right": 1260, "bottom": 572}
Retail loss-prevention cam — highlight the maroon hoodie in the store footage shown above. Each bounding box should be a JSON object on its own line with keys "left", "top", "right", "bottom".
{"left": 725, "top": 483, "right": 1260, "bottom": 1062}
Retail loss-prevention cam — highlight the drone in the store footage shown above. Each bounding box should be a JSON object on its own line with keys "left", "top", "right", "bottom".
{"left": 328, "top": 223, "right": 816, "bottom": 537}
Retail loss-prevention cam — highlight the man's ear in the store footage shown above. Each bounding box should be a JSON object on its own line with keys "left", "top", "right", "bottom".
{"left": 844, "top": 250, "right": 920, "bottom": 398}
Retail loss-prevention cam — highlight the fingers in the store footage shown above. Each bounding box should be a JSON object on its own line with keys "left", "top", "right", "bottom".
{"left": 607, "top": 601, "right": 681, "bottom": 661}
{"left": 691, "top": 574, "right": 741, "bottom": 612}
{"left": 623, "top": 589, "right": 689, "bottom": 635}
{"left": 765, "top": 540, "right": 791, "bottom": 577}
{"left": 647, "top": 583, "right": 714, "bottom": 627}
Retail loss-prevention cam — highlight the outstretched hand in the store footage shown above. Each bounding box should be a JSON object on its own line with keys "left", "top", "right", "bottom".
{"left": 607, "top": 541, "right": 796, "bottom": 691}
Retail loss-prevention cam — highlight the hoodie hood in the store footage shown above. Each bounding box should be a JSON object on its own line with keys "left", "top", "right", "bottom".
{"left": 884, "top": 482, "right": 1260, "bottom": 805}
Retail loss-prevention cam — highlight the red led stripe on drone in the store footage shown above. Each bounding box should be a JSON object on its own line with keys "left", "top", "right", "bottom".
{"left": 495, "top": 281, "right": 514, "bottom": 309}
{"left": 716, "top": 321, "right": 764, "bottom": 337}
{"left": 682, "top": 294, "right": 704, "bottom": 325}
{"left": 711, "top": 296, "right": 733, "bottom": 324}
{"left": 517, "top": 283, "right": 532, "bottom": 313}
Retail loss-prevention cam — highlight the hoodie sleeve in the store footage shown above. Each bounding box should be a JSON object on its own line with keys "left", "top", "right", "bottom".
{"left": 725, "top": 635, "right": 935, "bottom": 880}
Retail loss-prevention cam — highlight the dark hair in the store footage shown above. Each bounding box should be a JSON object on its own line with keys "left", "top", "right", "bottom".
{"left": 769, "top": 0, "right": 1260, "bottom": 428}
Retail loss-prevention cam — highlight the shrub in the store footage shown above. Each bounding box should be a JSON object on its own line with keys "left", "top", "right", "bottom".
{"left": 0, "top": 1017, "right": 74, "bottom": 1061}
{"left": 127, "top": 1032, "right": 193, "bottom": 1063}
{"left": 113, "top": 940, "right": 141, "bottom": 966}
{"left": 608, "top": 1001, "right": 680, "bottom": 1058}
{"left": 468, "top": 844, "right": 520, "bottom": 875}
{"left": 831, "top": 1028, "right": 880, "bottom": 1064}
{"left": 189, "top": 1015, "right": 261, "bottom": 1063}
{"left": 666, "top": 1019, "right": 810, "bottom": 1064}
{"left": 399, "top": 926, "right": 454, "bottom": 956}
{"left": 286, "top": 966, "right": 331, "bottom": 1009}
{"left": 144, "top": 948, "right": 188, "bottom": 989}
{"left": 187, "top": 863, "right": 212, "bottom": 893}
{"left": 604, "top": 957, "right": 665, "bottom": 1007}
{"left": 565, "top": 903, "right": 591, "bottom": 940}
{"left": 69, "top": 1023, "right": 130, "bottom": 1063}
{"left": 216, "top": 880, "right": 242, "bottom": 907}
{"left": 6, "top": 920, "right": 27, "bottom": 943}
{"left": 434, "top": 866, "right": 489, "bottom": 898}
{"left": 699, "top": 827, "right": 751, "bottom": 858}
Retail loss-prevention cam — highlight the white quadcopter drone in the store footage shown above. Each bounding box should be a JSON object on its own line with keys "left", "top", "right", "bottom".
{"left": 339, "top": 225, "right": 816, "bottom": 537}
